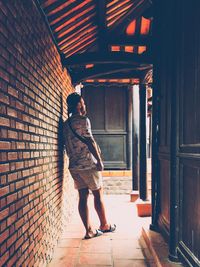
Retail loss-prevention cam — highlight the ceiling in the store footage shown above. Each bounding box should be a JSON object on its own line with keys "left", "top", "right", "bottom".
{"left": 38, "top": 0, "right": 153, "bottom": 85}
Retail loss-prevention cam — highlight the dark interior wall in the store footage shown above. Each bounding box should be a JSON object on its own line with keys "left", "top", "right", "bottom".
{"left": 0, "top": 1, "right": 76, "bottom": 266}
{"left": 153, "top": 0, "right": 174, "bottom": 237}
{"left": 154, "top": 0, "right": 200, "bottom": 265}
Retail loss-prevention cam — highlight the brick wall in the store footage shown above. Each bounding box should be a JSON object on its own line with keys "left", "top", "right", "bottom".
{"left": 0, "top": 1, "right": 77, "bottom": 266}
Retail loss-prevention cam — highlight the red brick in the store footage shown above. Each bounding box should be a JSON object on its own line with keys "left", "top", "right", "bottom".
{"left": 16, "top": 100, "right": 24, "bottom": 111}
{"left": 0, "top": 229, "right": 9, "bottom": 244}
{"left": 0, "top": 251, "right": 9, "bottom": 266}
{"left": 15, "top": 161, "right": 24, "bottom": 169}
{"left": 7, "top": 252, "right": 18, "bottom": 267}
{"left": 7, "top": 192, "right": 18, "bottom": 204}
{"left": 0, "top": 128, "right": 8, "bottom": 138}
{"left": 7, "top": 107, "right": 17, "bottom": 118}
{"left": 8, "top": 85, "right": 18, "bottom": 97}
{"left": 0, "top": 175, "right": 6, "bottom": 185}
{"left": 16, "top": 142, "right": 25, "bottom": 149}
{"left": 6, "top": 232, "right": 17, "bottom": 247}
{"left": 0, "top": 152, "right": 7, "bottom": 161}
{"left": 16, "top": 122, "right": 24, "bottom": 130}
{"left": 0, "top": 163, "right": 9, "bottom": 172}
{"left": 8, "top": 152, "right": 18, "bottom": 160}
{"left": 23, "top": 152, "right": 30, "bottom": 159}
{"left": 0, "top": 92, "right": 9, "bottom": 104}
{"left": 23, "top": 133, "right": 30, "bottom": 140}
{"left": 15, "top": 236, "right": 23, "bottom": 249}
{"left": 0, "top": 117, "right": 10, "bottom": 127}
{"left": 0, "top": 141, "right": 11, "bottom": 149}
{"left": 7, "top": 213, "right": 17, "bottom": 227}
{"left": 0, "top": 207, "right": 9, "bottom": 220}
{"left": 8, "top": 172, "right": 18, "bottom": 182}
{"left": 8, "top": 130, "right": 18, "bottom": 139}
{"left": 0, "top": 68, "right": 9, "bottom": 82}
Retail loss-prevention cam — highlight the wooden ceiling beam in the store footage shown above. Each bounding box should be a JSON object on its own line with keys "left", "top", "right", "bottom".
{"left": 93, "top": 71, "right": 143, "bottom": 80}
{"left": 71, "top": 65, "right": 144, "bottom": 83}
{"left": 63, "top": 52, "right": 152, "bottom": 67}
{"left": 107, "top": 35, "right": 151, "bottom": 46}
{"left": 109, "top": 0, "right": 152, "bottom": 34}
{"left": 96, "top": 0, "right": 107, "bottom": 51}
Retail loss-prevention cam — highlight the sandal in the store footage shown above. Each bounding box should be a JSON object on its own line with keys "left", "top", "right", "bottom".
{"left": 99, "top": 224, "right": 116, "bottom": 233}
{"left": 84, "top": 229, "right": 103, "bottom": 239}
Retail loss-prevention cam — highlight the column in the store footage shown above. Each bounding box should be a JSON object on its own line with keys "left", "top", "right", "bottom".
{"left": 132, "top": 85, "right": 140, "bottom": 192}
{"left": 139, "top": 84, "right": 147, "bottom": 200}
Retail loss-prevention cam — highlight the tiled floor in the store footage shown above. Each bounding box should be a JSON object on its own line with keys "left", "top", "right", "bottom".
{"left": 48, "top": 195, "right": 155, "bottom": 267}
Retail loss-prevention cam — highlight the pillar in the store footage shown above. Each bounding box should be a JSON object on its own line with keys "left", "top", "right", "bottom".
{"left": 139, "top": 84, "right": 147, "bottom": 201}
{"left": 132, "top": 85, "right": 140, "bottom": 191}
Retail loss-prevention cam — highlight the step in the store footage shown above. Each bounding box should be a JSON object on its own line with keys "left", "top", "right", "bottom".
{"left": 142, "top": 227, "right": 183, "bottom": 267}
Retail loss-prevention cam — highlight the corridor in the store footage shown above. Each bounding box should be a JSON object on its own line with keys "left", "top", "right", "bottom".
{"left": 47, "top": 195, "right": 177, "bottom": 267}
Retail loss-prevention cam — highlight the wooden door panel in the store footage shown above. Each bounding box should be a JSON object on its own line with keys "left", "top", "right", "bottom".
{"left": 159, "top": 157, "right": 170, "bottom": 232}
{"left": 176, "top": 0, "right": 200, "bottom": 263}
{"left": 83, "top": 86, "right": 105, "bottom": 130}
{"left": 95, "top": 134, "right": 127, "bottom": 169}
{"left": 105, "top": 87, "right": 126, "bottom": 131}
{"left": 82, "top": 85, "right": 128, "bottom": 169}
{"left": 181, "top": 159, "right": 200, "bottom": 260}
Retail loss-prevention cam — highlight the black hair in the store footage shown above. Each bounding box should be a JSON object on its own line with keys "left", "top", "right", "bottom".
{"left": 66, "top": 92, "right": 82, "bottom": 116}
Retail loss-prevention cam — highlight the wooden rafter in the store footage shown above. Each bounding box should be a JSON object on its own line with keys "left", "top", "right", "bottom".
{"left": 56, "top": 11, "right": 95, "bottom": 39}
{"left": 66, "top": 39, "right": 97, "bottom": 58}
{"left": 53, "top": 3, "right": 95, "bottom": 32}
{"left": 48, "top": 0, "right": 88, "bottom": 26}
{"left": 42, "top": 0, "right": 75, "bottom": 14}
{"left": 59, "top": 25, "right": 97, "bottom": 51}
{"left": 57, "top": 22, "right": 94, "bottom": 46}
{"left": 108, "top": 0, "right": 151, "bottom": 33}
{"left": 62, "top": 32, "right": 97, "bottom": 54}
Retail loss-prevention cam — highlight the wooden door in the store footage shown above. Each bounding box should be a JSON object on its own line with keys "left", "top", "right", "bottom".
{"left": 176, "top": 1, "right": 200, "bottom": 264}
{"left": 153, "top": 0, "right": 200, "bottom": 265}
{"left": 82, "top": 85, "right": 128, "bottom": 169}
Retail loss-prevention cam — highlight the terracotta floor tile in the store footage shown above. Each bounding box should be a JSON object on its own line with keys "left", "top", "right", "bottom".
{"left": 48, "top": 247, "right": 79, "bottom": 267}
{"left": 78, "top": 252, "right": 112, "bottom": 265}
{"left": 80, "top": 239, "right": 111, "bottom": 253}
{"left": 113, "top": 247, "right": 145, "bottom": 260}
{"left": 113, "top": 259, "right": 149, "bottom": 267}
{"left": 111, "top": 239, "right": 143, "bottom": 249}
{"left": 58, "top": 238, "right": 81, "bottom": 248}
{"left": 62, "top": 231, "right": 84, "bottom": 238}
